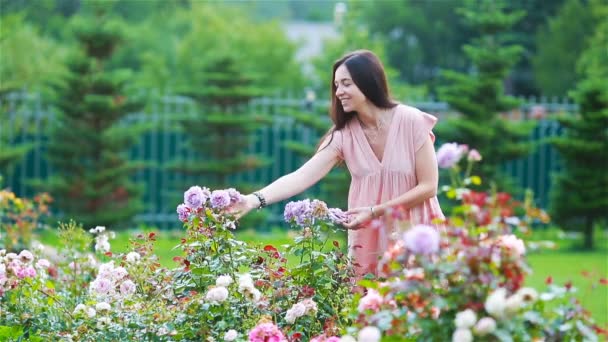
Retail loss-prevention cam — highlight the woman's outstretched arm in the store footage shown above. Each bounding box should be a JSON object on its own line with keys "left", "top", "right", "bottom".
{"left": 232, "top": 145, "right": 341, "bottom": 218}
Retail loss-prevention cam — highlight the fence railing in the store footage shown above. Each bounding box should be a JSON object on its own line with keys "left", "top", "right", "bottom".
{"left": 1, "top": 91, "right": 576, "bottom": 229}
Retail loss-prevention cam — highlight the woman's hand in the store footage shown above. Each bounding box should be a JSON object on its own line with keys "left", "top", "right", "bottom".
{"left": 227, "top": 194, "right": 259, "bottom": 220}
{"left": 342, "top": 206, "right": 374, "bottom": 230}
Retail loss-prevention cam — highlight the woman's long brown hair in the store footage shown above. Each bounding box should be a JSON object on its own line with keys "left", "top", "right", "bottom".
{"left": 317, "top": 49, "right": 398, "bottom": 152}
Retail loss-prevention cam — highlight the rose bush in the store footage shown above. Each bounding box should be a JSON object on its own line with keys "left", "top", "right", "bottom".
{"left": 1, "top": 143, "right": 605, "bottom": 341}
{"left": 0, "top": 186, "right": 51, "bottom": 252}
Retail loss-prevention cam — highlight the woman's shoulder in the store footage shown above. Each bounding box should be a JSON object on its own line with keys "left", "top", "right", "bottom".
{"left": 396, "top": 103, "right": 424, "bottom": 117}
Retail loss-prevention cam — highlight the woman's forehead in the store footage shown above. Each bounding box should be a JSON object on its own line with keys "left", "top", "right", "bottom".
{"left": 334, "top": 64, "right": 351, "bottom": 80}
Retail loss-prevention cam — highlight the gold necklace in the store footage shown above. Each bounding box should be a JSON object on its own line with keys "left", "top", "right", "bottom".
{"left": 359, "top": 107, "right": 395, "bottom": 144}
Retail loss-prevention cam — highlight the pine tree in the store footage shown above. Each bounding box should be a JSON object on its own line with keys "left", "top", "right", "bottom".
{"left": 168, "top": 56, "right": 272, "bottom": 226}
{"left": 437, "top": 0, "right": 535, "bottom": 188}
{"left": 548, "top": 79, "right": 608, "bottom": 249}
{"left": 548, "top": 6, "right": 608, "bottom": 249}
{"left": 282, "top": 102, "right": 350, "bottom": 209}
{"left": 0, "top": 108, "right": 33, "bottom": 176}
{"left": 41, "top": 16, "right": 149, "bottom": 229}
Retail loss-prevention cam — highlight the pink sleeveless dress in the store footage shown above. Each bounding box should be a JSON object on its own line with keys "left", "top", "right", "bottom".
{"left": 325, "top": 104, "right": 445, "bottom": 276}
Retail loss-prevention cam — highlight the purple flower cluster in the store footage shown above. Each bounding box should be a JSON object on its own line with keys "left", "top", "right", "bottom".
{"left": 210, "top": 190, "right": 231, "bottom": 209}
{"left": 177, "top": 186, "right": 243, "bottom": 221}
{"left": 327, "top": 208, "right": 349, "bottom": 225}
{"left": 403, "top": 224, "right": 440, "bottom": 255}
{"left": 436, "top": 142, "right": 463, "bottom": 169}
{"left": 284, "top": 199, "right": 348, "bottom": 227}
{"left": 184, "top": 186, "right": 211, "bottom": 209}
{"left": 284, "top": 199, "right": 313, "bottom": 226}
{"left": 176, "top": 204, "right": 189, "bottom": 222}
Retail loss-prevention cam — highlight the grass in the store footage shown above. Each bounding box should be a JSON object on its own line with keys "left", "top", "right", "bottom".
{"left": 36, "top": 226, "right": 607, "bottom": 326}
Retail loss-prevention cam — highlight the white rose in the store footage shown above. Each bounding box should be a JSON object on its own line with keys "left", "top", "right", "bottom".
{"left": 285, "top": 310, "right": 297, "bottom": 324}
{"left": 358, "top": 326, "right": 381, "bottom": 342}
{"left": 73, "top": 304, "right": 87, "bottom": 315}
{"left": 216, "top": 275, "right": 233, "bottom": 287}
{"left": 485, "top": 288, "right": 507, "bottom": 319}
{"left": 505, "top": 294, "right": 523, "bottom": 315}
{"left": 95, "top": 302, "right": 111, "bottom": 312}
{"left": 224, "top": 329, "right": 238, "bottom": 341}
{"left": 290, "top": 303, "right": 306, "bottom": 317}
{"left": 339, "top": 336, "right": 357, "bottom": 342}
{"left": 454, "top": 309, "right": 477, "bottom": 329}
{"left": 86, "top": 307, "right": 96, "bottom": 318}
{"left": 96, "top": 316, "right": 112, "bottom": 330}
{"left": 515, "top": 287, "right": 538, "bottom": 303}
{"left": 473, "top": 317, "right": 497, "bottom": 336}
{"left": 452, "top": 328, "right": 473, "bottom": 342}
{"left": 126, "top": 252, "right": 141, "bottom": 264}
{"left": 205, "top": 286, "right": 229, "bottom": 304}
{"left": 301, "top": 298, "right": 318, "bottom": 314}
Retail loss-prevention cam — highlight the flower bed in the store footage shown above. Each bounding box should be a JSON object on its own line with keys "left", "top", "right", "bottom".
{"left": 1, "top": 144, "right": 605, "bottom": 341}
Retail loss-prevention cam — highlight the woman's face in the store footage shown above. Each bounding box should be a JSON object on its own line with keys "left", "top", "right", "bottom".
{"left": 334, "top": 64, "right": 366, "bottom": 113}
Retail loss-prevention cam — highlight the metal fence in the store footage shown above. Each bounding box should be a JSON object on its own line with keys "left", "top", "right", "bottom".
{"left": 1, "top": 91, "right": 576, "bottom": 229}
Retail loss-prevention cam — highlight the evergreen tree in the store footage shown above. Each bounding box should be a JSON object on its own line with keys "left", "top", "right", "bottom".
{"left": 548, "top": 7, "right": 608, "bottom": 249}
{"left": 41, "top": 16, "right": 149, "bottom": 229}
{"left": 168, "top": 55, "right": 272, "bottom": 226}
{"left": 282, "top": 103, "right": 350, "bottom": 209}
{"left": 549, "top": 79, "right": 608, "bottom": 249}
{"left": 436, "top": 0, "right": 534, "bottom": 188}
{"left": 0, "top": 113, "right": 33, "bottom": 176}
{"left": 532, "top": 0, "right": 597, "bottom": 97}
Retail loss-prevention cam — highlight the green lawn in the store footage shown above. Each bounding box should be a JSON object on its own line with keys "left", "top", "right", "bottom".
{"left": 37, "top": 226, "right": 607, "bottom": 326}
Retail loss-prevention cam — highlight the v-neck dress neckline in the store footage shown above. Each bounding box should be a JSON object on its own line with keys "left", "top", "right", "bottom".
{"left": 354, "top": 109, "right": 400, "bottom": 168}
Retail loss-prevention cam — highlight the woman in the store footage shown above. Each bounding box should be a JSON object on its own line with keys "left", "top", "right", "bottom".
{"left": 231, "top": 50, "right": 444, "bottom": 276}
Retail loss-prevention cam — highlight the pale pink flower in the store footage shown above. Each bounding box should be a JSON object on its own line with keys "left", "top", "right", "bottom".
{"left": 35, "top": 259, "right": 50, "bottom": 269}
{"left": 119, "top": 280, "right": 136, "bottom": 296}
{"left": 285, "top": 302, "right": 307, "bottom": 324}
{"left": 467, "top": 149, "right": 482, "bottom": 162}
{"left": 248, "top": 322, "right": 286, "bottom": 342}
{"left": 358, "top": 326, "right": 381, "bottom": 342}
{"left": 403, "top": 224, "right": 440, "bottom": 255}
{"left": 358, "top": 289, "right": 383, "bottom": 313}
{"left": 431, "top": 306, "right": 441, "bottom": 319}
{"left": 301, "top": 298, "right": 318, "bottom": 314}
{"left": 473, "top": 317, "right": 496, "bottom": 335}
{"left": 224, "top": 329, "right": 238, "bottom": 341}
{"left": 92, "top": 278, "right": 113, "bottom": 295}
{"left": 436, "top": 142, "right": 463, "bottom": 168}
{"left": 497, "top": 234, "right": 526, "bottom": 257}
{"left": 112, "top": 267, "right": 128, "bottom": 281}
{"left": 18, "top": 250, "right": 34, "bottom": 263}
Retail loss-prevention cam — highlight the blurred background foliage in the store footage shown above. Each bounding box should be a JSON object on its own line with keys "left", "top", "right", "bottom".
{"left": 0, "top": 0, "right": 606, "bottom": 247}
{"left": 1, "top": 0, "right": 605, "bottom": 96}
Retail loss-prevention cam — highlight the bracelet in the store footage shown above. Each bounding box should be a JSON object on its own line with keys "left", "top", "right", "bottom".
{"left": 370, "top": 206, "right": 376, "bottom": 218}
{"left": 252, "top": 192, "right": 267, "bottom": 209}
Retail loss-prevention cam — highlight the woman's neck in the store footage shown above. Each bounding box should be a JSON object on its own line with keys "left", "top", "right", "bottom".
{"left": 357, "top": 104, "right": 394, "bottom": 130}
